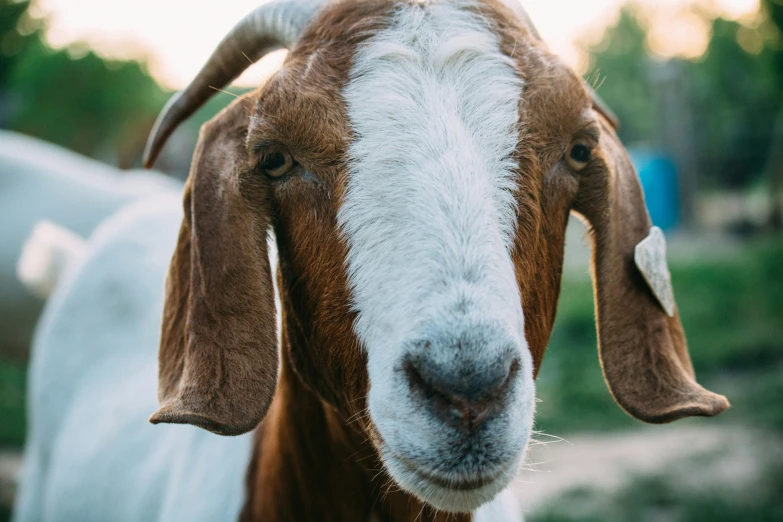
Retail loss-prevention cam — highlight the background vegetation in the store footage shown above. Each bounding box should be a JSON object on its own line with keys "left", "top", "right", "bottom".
{"left": 0, "top": 0, "right": 246, "bottom": 174}
{"left": 1, "top": 0, "right": 782, "bottom": 521}
{"left": 586, "top": 0, "right": 783, "bottom": 192}
{"left": 537, "top": 240, "right": 783, "bottom": 435}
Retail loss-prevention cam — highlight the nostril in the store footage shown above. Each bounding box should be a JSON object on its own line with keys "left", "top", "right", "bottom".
{"left": 496, "top": 357, "right": 521, "bottom": 399}
{"left": 402, "top": 357, "right": 472, "bottom": 430}
{"left": 402, "top": 355, "right": 521, "bottom": 433}
{"left": 402, "top": 357, "right": 452, "bottom": 407}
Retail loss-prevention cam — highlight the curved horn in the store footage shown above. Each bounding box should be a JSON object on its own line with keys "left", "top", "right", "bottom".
{"left": 144, "top": 0, "right": 324, "bottom": 168}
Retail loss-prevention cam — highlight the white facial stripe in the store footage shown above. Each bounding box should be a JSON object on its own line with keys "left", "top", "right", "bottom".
{"left": 340, "top": 0, "right": 525, "bottom": 350}
{"left": 340, "top": 3, "right": 533, "bottom": 510}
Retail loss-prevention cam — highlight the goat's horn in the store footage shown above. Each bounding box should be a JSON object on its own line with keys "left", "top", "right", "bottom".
{"left": 143, "top": 0, "right": 325, "bottom": 168}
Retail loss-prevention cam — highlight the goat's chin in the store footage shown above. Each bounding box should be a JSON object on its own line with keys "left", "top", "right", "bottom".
{"left": 381, "top": 448, "right": 522, "bottom": 513}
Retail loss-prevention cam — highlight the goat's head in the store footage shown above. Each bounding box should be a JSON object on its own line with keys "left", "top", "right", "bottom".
{"left": 145, "top": 0, "right": 728, "bottom": 512}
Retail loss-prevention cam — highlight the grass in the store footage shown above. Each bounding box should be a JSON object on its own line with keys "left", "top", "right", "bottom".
{"left": 530, "top": 464, "right": 783, "bottom": 522}
{"left": 529, "top": 366, "right": 783, "bottom": 522}
{"left": 530, "top": 237, "right": 783, "bottom": 522}
{"left": 0, "top": 361, "right": 26, "bottom": 449}
{"left": 534, "top": 237, "right": 783, "bottom": 435}
{"left": 0, "top": 361, "right": 25, "bottom": 522}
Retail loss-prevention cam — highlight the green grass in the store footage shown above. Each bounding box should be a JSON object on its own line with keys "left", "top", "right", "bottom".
{"left": 0, "top": 360, "right": 26, "bottom": 448}
{"left": 530, "top": 463, "right": 783, "bottom": 522}
{"left": 517, "top": 238, "right": 783, "bottom": 522}
{"left": 722, "top": 366, "right": 783, "bottom": 431}
{"left": 535, "top": 238, "right": 783, "bottom": 435}
{"left": 672, "top": 241, "right": 783, "bottom": 371}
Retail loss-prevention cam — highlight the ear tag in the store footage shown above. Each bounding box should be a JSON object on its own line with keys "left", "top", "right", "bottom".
{"left": 634, "top": 226, "right": 676, "bottom": 317}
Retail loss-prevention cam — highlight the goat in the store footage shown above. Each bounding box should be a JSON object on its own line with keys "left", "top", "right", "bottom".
{"left": 0, "top": 130, "right": 179, "bottom": 359}
{"left": 13, "top": 0, "right": 729, "bottom": 520}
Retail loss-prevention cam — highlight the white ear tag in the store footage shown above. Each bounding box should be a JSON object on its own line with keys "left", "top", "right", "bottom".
{"left": 634, "top": 226, "right": 676, "bottom": 317}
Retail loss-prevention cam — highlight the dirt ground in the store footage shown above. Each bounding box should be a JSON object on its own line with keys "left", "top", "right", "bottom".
{"left": 514, "top": 423, "right": 779, "bottom": 516}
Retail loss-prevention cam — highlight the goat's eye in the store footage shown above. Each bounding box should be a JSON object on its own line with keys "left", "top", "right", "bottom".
{"left": 566, "top": 140, "right": 592, "bottom": 171}
{"left": 261, "top": 150, "right": 294, "bottom": 178}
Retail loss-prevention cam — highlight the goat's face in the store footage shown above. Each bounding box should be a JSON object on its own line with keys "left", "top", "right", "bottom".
{"left": 148, "top": 0, "right": 728, "bottom": 514}
{"left": 248, "top": 2, "right": 559, "bottom": 509}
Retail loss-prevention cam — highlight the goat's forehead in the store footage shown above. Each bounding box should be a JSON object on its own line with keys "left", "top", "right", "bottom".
{"left": 255, "top": 0, "right": 530, "bottom": 135}
{"left": 256, "top": 0, "right": 590, "bottom": 141}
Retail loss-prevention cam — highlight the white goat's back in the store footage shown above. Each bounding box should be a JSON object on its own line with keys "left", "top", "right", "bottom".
{"left": 13, "top": 195, "right": 253, "bottom": 522}
{"left": 0, "top": 130, "right": 180, "bottom": 358}
{"left": 16, "top": 221, "right": 88, "bottom": 299}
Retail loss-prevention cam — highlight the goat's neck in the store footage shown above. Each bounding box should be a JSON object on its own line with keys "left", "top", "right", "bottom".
{"left": 240, "top": 320, "right": 471, "bottom": 522}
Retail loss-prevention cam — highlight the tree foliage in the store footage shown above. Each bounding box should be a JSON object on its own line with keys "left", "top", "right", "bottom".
{"left": 585, "top": 2, "right": 783, "bottom": 190}
{"left": 7, "top": 39, "right": 168, "bottom": 164}
{"left": 0, "top": 0, "right": 167, "bottom": 166}
{"left": 0, "top": 0, "right": 35, "bottom": 89}
{"left": 691, "top": 16, "right": 781, "bottom": 188}
{"left": 584, "top": 6, "right": 655, "bottom": 145}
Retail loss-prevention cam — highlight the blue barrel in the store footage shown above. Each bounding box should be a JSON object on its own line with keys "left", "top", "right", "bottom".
{"left": 629, "top": 148, "right": 680, "bottom": 231}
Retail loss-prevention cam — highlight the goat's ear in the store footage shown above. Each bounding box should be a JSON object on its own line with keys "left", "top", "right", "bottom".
{"left": 573, "top": 119, "right": 729, "bottom": 423}
{"left": 588, "top": 88, "right": 620, "bottom": 130}
{"left": 149, "top": 94, "right": 279, "bottom": 436}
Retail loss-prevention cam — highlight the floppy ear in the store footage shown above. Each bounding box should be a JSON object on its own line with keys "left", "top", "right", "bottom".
{"left": 573, "top": 119, "right": 729, "bottom": 424}
{"left": 149, "top": 94, "right": 279, "bottom": 436}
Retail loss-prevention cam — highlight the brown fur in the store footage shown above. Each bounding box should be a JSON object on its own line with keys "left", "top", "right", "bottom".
{"left": 150, "top": 94, "right": 279, "bottom": 436}
{"left": 574, "top": 121, "right": 729, "bottom": 422}
{"left": 150, "top": 0, "right": 729, "bottom": 520}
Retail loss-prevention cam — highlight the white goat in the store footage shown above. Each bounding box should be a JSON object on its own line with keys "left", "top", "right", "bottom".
{"left": 13, "top": 195, "right": 256, "bottom": 521}
{"left": 0, "top": 130, "right": 178, "bottom": 358}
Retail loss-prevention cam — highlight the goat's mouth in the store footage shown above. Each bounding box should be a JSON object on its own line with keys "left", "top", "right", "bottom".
{"left": 380, "top": 444, "right": 521, "bottom": 513}
{"left": 396, "top": 454, "right": 503, "bottom": 491}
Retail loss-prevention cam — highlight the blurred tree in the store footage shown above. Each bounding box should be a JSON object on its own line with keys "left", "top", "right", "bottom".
{"left": 584, "top": 1, "right": 783, "bottom": 228}
{"left": 0, "top": 0, "right": 38, "bottom": 125}
{"left": 761, "top": 0, "right": 783, "bottom": 230}
{"left": 0, "top": 0, "right": 169, "bottom": 166}
{"left": 584, "top": 7, "right": 701, "bottom": 224}
{"left": 583, "top": 6, "right": 655, "bottom": 146}
{"left": 0, "top": 0, "right": 36, "bottom": 90}
{"left": 691, "top": 16, "right": 781, "bottom": 191}
{"left": 6, "top": 38, "right": 168, "bottom": 165}
{"left": 766, "top": 0, "right": 783, "bottom": 77}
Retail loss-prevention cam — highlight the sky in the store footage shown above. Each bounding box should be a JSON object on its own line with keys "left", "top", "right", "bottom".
{"left": 31, "top": 0, "right": 760, "bottom": 89}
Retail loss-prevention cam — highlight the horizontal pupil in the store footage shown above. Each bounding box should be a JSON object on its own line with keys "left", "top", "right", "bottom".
{"left": 571, "top": 145, "right": 590, "bottom": 162}
{"left": 264, "top": 152, "right": 286, "bottom": 170}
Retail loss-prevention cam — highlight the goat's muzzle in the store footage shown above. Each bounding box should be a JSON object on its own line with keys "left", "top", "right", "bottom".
{"left": 402, "top": 350, "right": 520, "bottom": 435}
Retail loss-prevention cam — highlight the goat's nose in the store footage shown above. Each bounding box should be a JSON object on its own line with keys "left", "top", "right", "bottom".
{"left": 402, "top": 352, "right": 520, "bottom": 433}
